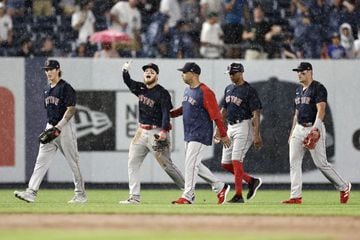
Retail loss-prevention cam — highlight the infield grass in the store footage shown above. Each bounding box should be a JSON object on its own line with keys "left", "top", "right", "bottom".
{"left": 0, "top": 189, "right": 359, "bottom": 216}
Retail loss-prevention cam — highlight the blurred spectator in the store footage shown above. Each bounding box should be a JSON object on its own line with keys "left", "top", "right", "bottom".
{"left": 341, "top": 0, "right": 359, "bottom": 38}
{"left": 222, "top": 0, "right": 250, "bottom": 58}
{"left": 35, "top": 35, "right": 59, "bottom": 57}
{"left": 0, "top": 2, "right": 13, "bottom": 56}
{"left": 32, "top": 0, "right": 53, "bottom": 16}
{"left": 15, "top": 37, "right": 34, "bottom": 57}
{"left": 137, "top": 0, "right": 160, "bottom": 31}
{"left": 59, "top": 0, "right": 76, "bottom": 16}
{"left": 169, "top": 20, "right": 195, "bottom": 58}
{"left": 200, "top": 0, "right": 223, "bottom": 20}
{"left": 180, "top": 0, "right": 201, "bottom": 47}
{"left": 242, "top": 5, "right": 282, "bottom": 60}
{"left": 200, "top": 12, "right": 224, "bottom": 59}
{"left": 281, "top": 32, "right": 297, "bottom": 59}
{"left": 6, "top": 0, "right": 26, "bottom": 16}
{"left": 71, "top": 0, "right": 95, "bottom": 44}
{"left": 160, "top": 0, "right": 181, "bottom": 28}
{"left": 110, "top": 0, "right": 141, "bottom": 56}
{"left": 289, "top": 0, "right": 311, "bottom": 58}
{"left": 306, "top": 0, "right": 331, "bottom": 58}
{"left": 354, "top": 26, "right": 360, "bottom": 58}
{"left": 70, "top": 42, "right": 92, "bottom": 57}
{"left": 327, "top": 32, "right": 347, "bottom": 59}
{"left": 141, "top": 11, "right": 169, "bottom": 57}
{"left": 328, "top": 0, "right": 347, "bottom": 39}
{"left": 93, "top": 41, "right": 119, "bottom": 58}
{"left": 339, "top": 22, "right": 355, "bottom": 58}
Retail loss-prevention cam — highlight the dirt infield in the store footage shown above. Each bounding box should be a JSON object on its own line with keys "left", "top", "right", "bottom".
{"left": 1, "top": 214, "right": 360, "bottom": 239}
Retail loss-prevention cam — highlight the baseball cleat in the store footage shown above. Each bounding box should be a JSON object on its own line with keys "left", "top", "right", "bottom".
{"left": 217, "top": 184, "right": 230, "bottom": 204}
{"left": 227, "top": 194, "right": 245, "bottom": 203}
{"left": 14, "top": 190, "right": 36, "bottom": 203}
{"left": 282, "top": 197, "right": 302, "bottom": 204}
{"left": 171, "top": 197, "right": 192, "bottom": 204}
{"left": 68, "top": 194, "right": 87, "bottom": 204}
{"left": 247, "top": 177, "right": 262, "bottom": 200}
{"left": 340, "top": 182, "right": 351, "bottom": 204}
{"left": 119, "top": 197, "right": 140, "bottom": 204}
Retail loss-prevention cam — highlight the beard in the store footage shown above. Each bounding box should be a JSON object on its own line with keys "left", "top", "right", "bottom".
{"left": 144, "top": 77, "right": 156, "bottom": 86}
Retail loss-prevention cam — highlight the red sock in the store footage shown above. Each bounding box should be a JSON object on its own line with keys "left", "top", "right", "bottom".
{"left": 222, "top": 162, "right": 252, "bottom": 184}
{"left": 221, "top": 163, "right": 234, "bottom": 174}
{"left": 232, "top": 160, "right": 244, "bottom": 196}
{"left": 242, "top": 172, "right": 252, "bottom": 184}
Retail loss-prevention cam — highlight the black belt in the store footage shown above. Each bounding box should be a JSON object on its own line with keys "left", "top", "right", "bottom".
{"left": 299, "top": 122, "right": 313, "bottom": 127}
{"left": 228, "top": 120, "right": 242, "bottom": 125}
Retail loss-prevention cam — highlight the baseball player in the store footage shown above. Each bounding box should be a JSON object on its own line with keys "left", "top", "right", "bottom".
{"left": 283, "top": 62, "right": 351, "bottom": 204}
{"left": 14, "top": 59, "right": 87, "bottom": 203}
{"left": 120, "top": 61, "right": 185, "bottom": 204}
{"left": 171, "top": 62, "right": 231, "bottom": 204}
{"left": 214, "top": 63, "right": 263, "bottom": 203}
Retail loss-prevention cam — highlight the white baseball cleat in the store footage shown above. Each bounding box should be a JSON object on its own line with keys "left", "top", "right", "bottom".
{"left": 119, "top": 197, "right": 140, "bottom": 204}
{"left": 14, "top": 190, "right": 36, "bottom": 203}
{"left": 68, "top": 194, "right": 87, "bottom": 204}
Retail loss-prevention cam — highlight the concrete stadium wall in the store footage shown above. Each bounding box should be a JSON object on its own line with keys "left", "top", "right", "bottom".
{"left": 0, "top": 58, "right": 359, "bottom": 184}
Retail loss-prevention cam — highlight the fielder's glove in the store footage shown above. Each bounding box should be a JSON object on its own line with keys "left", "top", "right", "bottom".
{"left": 152, "top": 134, "right": 169, "bottom": 152}
{"left": 303, "top": 128, "right": 320, "bottom": 149}
{"left": 38, "top": 127, "right": 61, "bottom": 144}
{"left": 122, "top": 60, "right": 132, "bottom": 72}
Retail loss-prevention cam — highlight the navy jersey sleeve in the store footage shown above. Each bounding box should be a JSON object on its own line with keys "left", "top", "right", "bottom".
{"left": 315, "top": 83, "right": 327, "bottom": 103}
{"left": 63, "top": 83, "right": 76, "bottom": 107}
{"left": 248, "top": 87, "right": 262, "bottom": 112}
{"left": 123, "top": 71, "right": 145, "bottom": 96}
{"left": 221, "top": 86, "right": 229, "bottom": 109}
{"left": 159, "top": 89, "right": 173, "bottom": 130}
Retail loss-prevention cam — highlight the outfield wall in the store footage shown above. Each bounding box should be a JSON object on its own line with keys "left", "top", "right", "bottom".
{"left": 0, "top": 58, "right": 359, "bottom": 184}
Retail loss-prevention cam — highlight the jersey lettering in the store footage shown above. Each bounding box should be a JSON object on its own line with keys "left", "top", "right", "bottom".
{"left": 225, "top": 95, "right": 242, "bottom": 106}
{"left": 45, "top": 96, "right": 60, "bottom": 106}
{"left": 183, "top": 96, "right": 197, "bottom": 105}
{"left": 295, "top": 96, "right": 311, "bottom": 105}
{"left": 138, "top": 94, "right": 155, "bottom": 108}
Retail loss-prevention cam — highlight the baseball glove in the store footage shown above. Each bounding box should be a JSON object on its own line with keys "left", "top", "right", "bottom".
{"left": 152, "top": 134, "right": 169, "bottom": 152}
{"left": 38, "top": 127, "right": 61, "bottom": 144}
{"left": 303, "top": 128, "right": 320, "bottom": 149}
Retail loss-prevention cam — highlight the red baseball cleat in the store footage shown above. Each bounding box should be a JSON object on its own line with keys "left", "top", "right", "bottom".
{"left": 282, "top": 197, "right": 302, "bottom": 204}
{"left": 217, "top": 184, "right": 230, "bottom": 204}
{"left": 340, "top": 183, "right": 351, "bottom": 204}
{"left": 172, "top": 197, "right": 192, "bottom": 204}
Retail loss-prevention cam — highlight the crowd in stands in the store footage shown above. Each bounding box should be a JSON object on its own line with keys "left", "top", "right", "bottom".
{"left": 0, "top": 0, "right": 359, "bottom": 59}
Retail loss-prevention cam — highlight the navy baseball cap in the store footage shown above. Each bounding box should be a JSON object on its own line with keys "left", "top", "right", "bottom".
{"left": 142, "top": 63, "right": 159, "bottom": 74}
{"left": 43, "top": 59, "right": 60, "bottom": 70}
{"left": 292, "top": 62, "right": 312, "bottom": 72}
{"left": 226, "top": 63, "right": 244, "bottom": 74}
{"left": 177, "top": 62, "right": 201, "bottom": 75}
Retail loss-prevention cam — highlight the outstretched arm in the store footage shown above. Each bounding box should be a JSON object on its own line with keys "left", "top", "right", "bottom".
{"left": 170, "top": 107, "right": 183, "bottom": 118}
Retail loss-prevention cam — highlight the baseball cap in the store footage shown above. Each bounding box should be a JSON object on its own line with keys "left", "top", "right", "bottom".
{"left": 43, "top": 59, "right": 60, "bottom": 70}
{"left": 177, "top": 62, "right": 201, "bottom": 75}
{"left": 142, "top": 63, "right": 159, "bottom": 74}
{"left": 292, "top": 62, "right": 312, "bottom": 72}
{"left": 226, "top": 63, "right": 244, "bottom": 74}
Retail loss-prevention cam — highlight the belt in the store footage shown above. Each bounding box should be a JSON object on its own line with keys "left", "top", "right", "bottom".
{"left": 140, "top": 124, "right": 160, "bottom": 130}
{"left": 299, "top": 122, "right": 313, "bottom": 127}
{"left": 228, "top": 120, "right": 242, "bottom": 125}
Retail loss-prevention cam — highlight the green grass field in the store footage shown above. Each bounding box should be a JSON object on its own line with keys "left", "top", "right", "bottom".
{"left": 0, "top": 189, "right": 359, "bottom": 240}
{"left": 0, "top": 189, "right": 359, "bottom": 216}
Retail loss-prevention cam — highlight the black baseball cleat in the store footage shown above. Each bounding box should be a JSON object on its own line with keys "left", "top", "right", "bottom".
{"left": 247, "top": 177, "right": 262, "bottom": 200}
{"left": 227, "top": 194, "right": 244, "bottom": 203}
